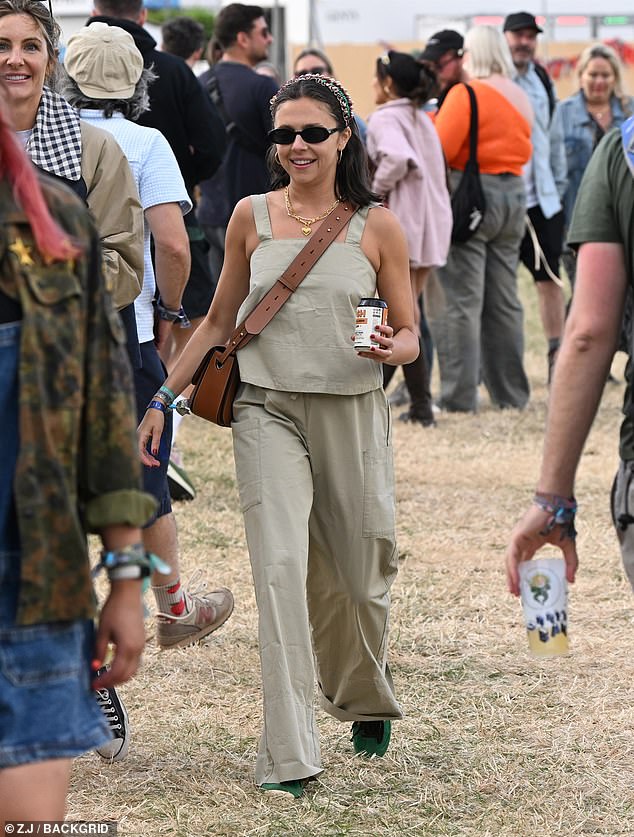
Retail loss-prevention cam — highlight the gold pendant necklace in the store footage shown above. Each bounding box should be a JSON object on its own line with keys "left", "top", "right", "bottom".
{"left": 284, "top": 186, "right": 340, "bottom": 235}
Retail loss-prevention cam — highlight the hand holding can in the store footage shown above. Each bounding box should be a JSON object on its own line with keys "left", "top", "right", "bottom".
{"left": 354, "top": 298, "right": 388, "bottom": 351}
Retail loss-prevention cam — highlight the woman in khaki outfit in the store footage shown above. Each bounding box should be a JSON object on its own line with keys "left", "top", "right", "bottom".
{"left": 139, "top": 75, "right": 418, "bottom": 798}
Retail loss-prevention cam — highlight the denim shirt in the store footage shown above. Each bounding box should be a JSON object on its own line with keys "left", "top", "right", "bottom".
{"left": 514, "top": 62, "right": 567, "bottom": 219}
{"left": 560, "top": 90, "right": 634, "bottom": 224}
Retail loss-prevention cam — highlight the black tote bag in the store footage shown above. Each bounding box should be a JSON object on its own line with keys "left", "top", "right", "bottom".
{"left": 450, "top": 83, "right": 487, "bottom": 243}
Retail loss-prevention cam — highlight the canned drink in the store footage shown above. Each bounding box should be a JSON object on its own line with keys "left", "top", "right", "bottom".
{"left": 354, "top": 298, "right": 388, "bottom": 351}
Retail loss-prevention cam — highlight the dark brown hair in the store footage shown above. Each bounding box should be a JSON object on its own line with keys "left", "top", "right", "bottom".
{"left": 376, "top": 50, "right": 437, "bottom": 106}
{"left": 267, "top": 75, "right": 379, "bottom": 208}
{"left": 214, "top": 3, "right": 264, "bottom": 50}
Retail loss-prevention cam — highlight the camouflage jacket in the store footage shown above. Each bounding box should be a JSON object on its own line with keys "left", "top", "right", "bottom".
{"left": 0, "top": 175, "right": 156, "bottom": 625}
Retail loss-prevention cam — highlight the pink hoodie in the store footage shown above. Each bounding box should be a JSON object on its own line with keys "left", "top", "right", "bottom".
{"left": 367, "top": 98, "right": 452, "bottom": 268}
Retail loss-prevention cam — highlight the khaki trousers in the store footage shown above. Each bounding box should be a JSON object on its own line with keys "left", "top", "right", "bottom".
{"left": 232, "top": 384, "right": 403, "bottom": 785}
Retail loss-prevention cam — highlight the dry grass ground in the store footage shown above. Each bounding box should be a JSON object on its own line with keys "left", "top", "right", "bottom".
{"left": 70, "top": 270, "right": 634, "bottom": 836}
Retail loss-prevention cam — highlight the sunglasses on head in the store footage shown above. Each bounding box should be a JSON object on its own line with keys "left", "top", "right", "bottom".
{"left": 268, "top": 126, "right": 339, "bottom": 145}
{"left": 294, "top": 66, "right": 328, "bottom": 77}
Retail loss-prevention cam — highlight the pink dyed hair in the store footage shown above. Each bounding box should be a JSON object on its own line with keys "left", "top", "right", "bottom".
{"left": 0, "top": 96, "right": 80, "bottom": 262}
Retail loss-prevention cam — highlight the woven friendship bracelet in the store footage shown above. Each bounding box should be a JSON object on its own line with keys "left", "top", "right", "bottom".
{"left": 94, "top": 547, "right": 171, "bottom": 594}
{"left": 533, "top": 491, "right": 577, "bottom": 541}
{"left": 153, "top": 387, "right": 190, "bottom": 416}
{"left": 159, "top": 384, "right": 176, "bottom": 403}
{"left": 155, "top": 298, "right": 191, "bottom": 329}
{"left": 150, "top": 385, "right": 175, "bottom": 408}
{"left": 95, "top": 543, "right": 151, "bottom": 582}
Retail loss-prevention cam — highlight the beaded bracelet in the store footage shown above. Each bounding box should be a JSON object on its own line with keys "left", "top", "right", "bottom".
{"left": 533, "top": 491, "right": 577, "bottom": 541}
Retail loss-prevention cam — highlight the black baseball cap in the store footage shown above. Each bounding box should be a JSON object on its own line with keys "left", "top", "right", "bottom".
{"left": 503, "top": 12, "right": 543, "bottom": 33}
{"left": 420, "top": 30, "right": 464, "bottom": 63}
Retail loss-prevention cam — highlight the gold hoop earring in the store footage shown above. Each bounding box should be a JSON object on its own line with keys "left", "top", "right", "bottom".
{"left": 274, "top": 151, "right": 281, "bottom": 165}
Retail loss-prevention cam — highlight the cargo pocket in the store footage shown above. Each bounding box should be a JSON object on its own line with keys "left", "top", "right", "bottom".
{"left": 23, "top": 265, "right": 83, "bottom": 408}
{"left": 362, "top": 445, "right": 396, "bottom": 537}
{"left": 232, "top": 418, "right": 262, "bottom": 512}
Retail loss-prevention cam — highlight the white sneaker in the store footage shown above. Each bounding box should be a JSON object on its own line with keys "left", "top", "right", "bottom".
{"left": 156, "top": 570, "right": 234, "bottom": 650}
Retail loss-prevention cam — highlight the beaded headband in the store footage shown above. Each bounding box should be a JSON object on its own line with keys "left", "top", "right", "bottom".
{"left": 270, "top": 74, "right": 354, "bottom": 124}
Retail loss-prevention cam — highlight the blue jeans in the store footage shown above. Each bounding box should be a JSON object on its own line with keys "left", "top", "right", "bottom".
{"left": 135, "top": 340, "right": 172, "bottom": 523}
{"left": 0, "top": 322, "right": 110, "bottom": 766}
{"left": 0, "top": 321, "right": 20, "bottom": 552}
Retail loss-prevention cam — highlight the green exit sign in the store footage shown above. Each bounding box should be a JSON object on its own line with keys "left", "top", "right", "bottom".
{"left": 603, "top": 15, "right": 631, "bottom": 25}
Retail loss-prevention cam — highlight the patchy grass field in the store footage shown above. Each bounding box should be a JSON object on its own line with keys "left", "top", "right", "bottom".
{"left": 71, "top": 270, "right": 634, "bottom": 836}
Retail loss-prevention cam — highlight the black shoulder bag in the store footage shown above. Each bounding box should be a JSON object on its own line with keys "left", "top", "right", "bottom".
{"left": 205, "top": 70, "right": 268, "bottom": 156}
{"left": 450, "top": 83, "right": 486, "bottom": 243}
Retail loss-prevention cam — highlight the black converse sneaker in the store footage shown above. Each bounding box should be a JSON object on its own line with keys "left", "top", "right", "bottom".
{"left": 94, "top": 667, "right": 130, "bottom": 762}
{"left": 167, "top": 447, "right": 196, "bottom": 502}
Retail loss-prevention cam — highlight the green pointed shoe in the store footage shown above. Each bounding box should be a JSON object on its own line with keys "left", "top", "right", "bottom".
{"left": 351, "top": 720, "right": 391, "bottom": 757}
{"left": 260, "top": 779, "right": 305, "bottom": 799}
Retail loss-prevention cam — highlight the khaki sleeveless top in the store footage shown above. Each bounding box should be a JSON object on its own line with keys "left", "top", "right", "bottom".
{"left": 236, "top": 193, "right": 382, "bottom": 395}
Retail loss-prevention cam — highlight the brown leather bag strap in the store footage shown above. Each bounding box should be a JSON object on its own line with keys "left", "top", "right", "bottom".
{"left": 219, "top": 200, "right": 356, "bottom": 362}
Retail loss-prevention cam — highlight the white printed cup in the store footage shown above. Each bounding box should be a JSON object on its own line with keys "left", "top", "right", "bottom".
{"left": 518, "top": 556, "right": 570, "bottom": 657}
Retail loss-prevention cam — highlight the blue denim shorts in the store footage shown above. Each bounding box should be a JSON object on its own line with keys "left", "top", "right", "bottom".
{"left": 0, "top": 322, "right": 111, "bottom": 766}
{"left": 0, "top": 551, "right": 112, "bottom": 768}
{"left": 135, "top": 340, "right": 172, "bottom": 523}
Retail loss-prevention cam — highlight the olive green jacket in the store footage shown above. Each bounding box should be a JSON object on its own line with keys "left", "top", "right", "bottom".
{"left": 0, "top": 176, "right": 156, "bottom": 625}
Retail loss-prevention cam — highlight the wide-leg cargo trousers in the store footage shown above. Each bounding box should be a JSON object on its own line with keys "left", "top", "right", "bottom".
{"left": 232, "top": 383, "right": 403, "bottom": 785}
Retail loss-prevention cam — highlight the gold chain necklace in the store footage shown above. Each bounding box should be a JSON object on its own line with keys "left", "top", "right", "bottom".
{"left": 284, "top": 186, "right": 340, "bottom": 236}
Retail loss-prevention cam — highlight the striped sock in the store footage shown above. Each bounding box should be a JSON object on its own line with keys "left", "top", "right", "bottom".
{"left": 153, "top": 578, "right": 190, "bottom": 620}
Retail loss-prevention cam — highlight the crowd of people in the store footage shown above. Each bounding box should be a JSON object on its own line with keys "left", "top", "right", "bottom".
{"left": 2, "top": 0, "right": 634, "bottom": 817}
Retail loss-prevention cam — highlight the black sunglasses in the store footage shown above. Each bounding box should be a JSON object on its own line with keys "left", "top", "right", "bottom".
{"left": 294, "top": 66, "right": 328, "bottom": 77}
{"left": 268, "top": 126, "right": 339, "bottom": 145}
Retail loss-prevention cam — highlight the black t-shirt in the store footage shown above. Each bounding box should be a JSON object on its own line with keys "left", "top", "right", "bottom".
{"left": 0, "top": 288, "right": 21, "bottom": 322}
{"left": 197, "top": 62, "right": 278, "bottom": 228}
{"left": 90, "top": 16, "right": 224, "bottom": 196}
